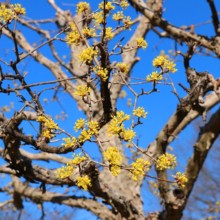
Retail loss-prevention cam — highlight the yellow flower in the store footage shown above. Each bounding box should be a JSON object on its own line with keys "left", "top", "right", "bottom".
{"left": 153, "top": 55, "right": 178, "bottom": 73}
{"left": 57, "top": 165, "right": 75, "bottom": 179}
{"left": 147, "top": 71, "right": 163, "bottom": 81}
{"left": 66, "top": 31, "right": 81, "bottom": 46}
{"left": 92, "top": 11, "right": 108, "bottom": 26}
{"left": 0, "top": 5, "right": 14, "bottom": 23}
{"left": 93, "top": 66, "right": 109, "bottom": 81}
{"left": 73, "top": 85, "right": 91, "bottom": 98}
{"left": 165, "top": 61, "right": 177, "bottom": 73}
{"left": 133, "top": 107, "right": 148, "bottom": 118}
{"left": 76, "top": 175, "right": 92, "bottom": 191}
{"left": 0, "top": 4, "right": 26, "bottom": 24}
{"left": 106, "top": 111, "right": 130, "bottom": 137}
{"left": 100, "top": 27, "right": 114, "bottom": 41}
{"left": 37, "top": 116, "right": 58, "bottom": 139}
{"left": 69, "top": 22, "right": 77, "bottom": 31}
{"left": 116, "top": 62, "right": 129, "bottom": 74}
{"left": 11, "top": 4, "right": 26, "bottom": 16}
{"left": 61, "top": 137, "right": 77, "bottom": 147}
{"left": 76, "top": 2, "right": 89, "bottom": 14}
{"left": 153, "top": 55, "right": 165, "bottom": 67}
{"left": 78, "top": 128, "right": 92, "bottom": 142}
{"left": 112, "top": 11, "right": 124, "bottom": 21}
{"left": 86, "top": 120, "right": 100, "bottom": 135}
{"left": 43, "top": 129, "right": 54, "bottom": 139}
{"left": 121, "top": 0, "right": 129, "bottom": 9}
{"left": 68, "top": 153, "right": 86, "bottom": 165}
{"left": 136, "top": 38, "right": 148, "bottom": 50}
{"left": 172, "top": 172, "right": 188, "bottom": 188}
{"left": 44, "top": 119, "right": 58, "bottom": 130}
{"left": 120, "top": 128, "right": 136, "bottom": 142}
{"left": 77, "top": 47, "right": 98, "bottom": 63}
{"left": 82, "top": 27, "right": 96, "bottom": 38}
{"left": 74, "top": 118, "right": 87, "bottom": 132}
{"left": 104, "top": 147, "right": 123, "bottom": 177}
{"left": 114, "top": 111, "right": 130, "bottom": 124}
{"left": 123, "top": 16, "right": 133, "bottom": 30}
{"left": 156, "top": 153, "right": 177, "bottom": 170}
{"left": 130, "top": 158, "right": 150, "bottom": 181}
{"left": 99, "top": 1, "right": 115, "bottom": 13}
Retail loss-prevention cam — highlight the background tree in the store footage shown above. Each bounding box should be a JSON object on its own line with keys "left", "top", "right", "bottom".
{"left": 0, "top": 0, "right": 220, "bottom": 220}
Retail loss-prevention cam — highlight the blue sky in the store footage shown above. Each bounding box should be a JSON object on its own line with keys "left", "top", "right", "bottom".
{"left": 0, "top": 0, "right": 220, "bottom": 219}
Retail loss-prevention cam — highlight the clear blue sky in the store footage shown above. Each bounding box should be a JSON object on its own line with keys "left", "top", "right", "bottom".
{"left": 0, "top": 0, "right": 220, "bottom": 219}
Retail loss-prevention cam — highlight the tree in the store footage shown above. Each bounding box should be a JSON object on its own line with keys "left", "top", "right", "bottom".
{"left": 0, "top": 0, "right": 220, "bottom": 219}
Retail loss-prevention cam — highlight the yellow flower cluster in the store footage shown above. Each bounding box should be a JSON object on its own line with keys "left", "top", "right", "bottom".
{"left": 76, "top": 2, "right": 89, "bottom": 14}
{"left": 0, "top": 4, "right": 25, "bottom": 23}
{"left": 73, "top": 85, "right": 91, "bottom": 98}
{"left": 76, "top": 175, "right": 91, "bottom": 191}
{"left": 11, "top": 4, "right": 26, "bottom": 16}
{"left": 147, "top": 71, "right": 163, "bottom": 81}
{"left": 74, "top": 118, "right": 87, "bottom": 132}
{"left": 92, "top": 11, "right": 107, "bottom": 26}
{"left": 116, "top": 62, "right": 129, "bottom": 74}
{"left": 57, "top": 153, "right": 87, "bottom": 183}
{"left": 133, "top": 107, "right": 148, "bottom": 118}
{"left": 99, "top": 1, "right": 115, "bottom": 14}
{"left": 130, "top": 158, "right": 150, "bottom": 181}
{"left": 68, "top": 153, "right": 86, "bottom": 165}
{"left": 120, "top": 0, "right": 129, "bottom": 9}
{"left": 153, "top": 55, "right": 177, "bottom": 73}
{"left": 82, "top": 27, "right": 96, "bottom": 38}
{"left": 156, "top": 153, "right": 177, "bottom": 170}
{"left": 123, "top": 16, "right": 133, "bottom": 30}
{"left": 78, "top": 120, "right": 99, "bottom": 142}
{"left": 120, "top": 128, "right": 136, "bottom": 142}
{"left": 61, "top": 137, "right": 77, "bottom": 147}
{"left": 104, "top": 147, "right": 123, "bottom": 177}
{"left": 112, "top": 0, "right": 129, "bottom": 9}
{"left": 73, "top": 118, "right": 99, "bottom": 142}
{"left": 113, "top": 11, "right": 124, "bottom": 21}
{"left": 66, "top": 31, "right": 81, "bottom": 46}
{"left": 107, "top": 111, "right": 136, "bottom": 142}
{"left": 57, "top": 165, "right": 75, "bottom": 179}
{"left": 37, "top": 116, "right": 58, "bottom": 139}
{"left": 136, "top": 38, "right": 148, "bottom": 50}
{"left": 77, "top": 47, "right": 98, "bottom": 63}
{"left": 172, "top": 172, "right": 188, "bottom": 188}
{"left": 93, "top": 66, "right": 109, "bottom": 81}
{"left": 100, "top": 27, "right": 114, "bottom": 41}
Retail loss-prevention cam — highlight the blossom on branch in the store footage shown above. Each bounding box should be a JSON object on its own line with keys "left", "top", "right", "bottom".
{"left": 99, "top": 1, "right": 115, "bottom": 14}
{"left": 147, "top": 71, "right": 163, "bottom": 81}
{"left": 130, "top": 158, "right": 150, "bottom": 181}
{"left": 77, "top": 47, "right": 98, "bottom": 63}
{"left": 61, "top": 137, "right": 77, "bottom": 147}
{"left": 74, "top": 118, "right": 87, "bottom": 132}
{"left": 123, "top": 16, "right": 133, "bottom": 30}
{"left": 172, "top": 172, "right": 188, "bottom": 188}
{"left": 73, "top": 85, "right": 91, "bottom": 98}
{"left": 104, "top": 147, "right": 123, "bottom": 177}
{"left": 93, "top": 66, "right": 109, "bottom": 81}
{"left": 116, "top": 62, "right": 129, "bottom": 74}
{"left": 136, "top": 37, "right": 148, "bottom": 50}
{"left": 76, "top": 175, "right": 92, "bottom": 191}
{"left": 76, "top": 2, "right": 89, "bottom": 14}
{"left": 156, "top": 153, "right": 177, "bottom": 170}
{"left": 133, "top": 107, "right": 148, "bottom": 118}
{"left": 112, "top": 11, "right": 124, "bottom": 21}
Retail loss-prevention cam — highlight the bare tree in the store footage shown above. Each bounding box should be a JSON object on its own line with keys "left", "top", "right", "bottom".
{"left": 0, "top": 1, "right": 220, "bottom": 220}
